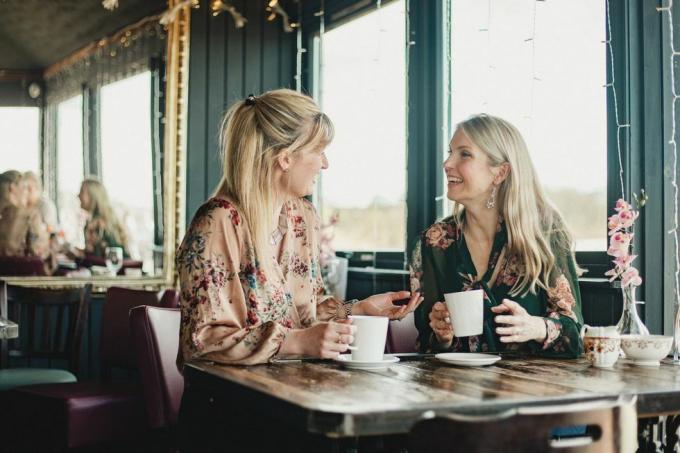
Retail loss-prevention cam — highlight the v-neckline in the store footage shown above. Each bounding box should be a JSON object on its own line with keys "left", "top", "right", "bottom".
{"left": 459, "top": 217, "right": 507, "bottom": 284}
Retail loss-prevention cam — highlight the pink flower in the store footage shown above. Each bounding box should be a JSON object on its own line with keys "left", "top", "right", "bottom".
{"left": 607, "top": 213, "right": 622, "bottom": 232}
{"left": 615, "top": 199, "right": 633, "bottom": 212}
{"left": 607, "top": 232, "right": 633, "bottom": 258}
{"left": 613, "top": 254, "right": 637, "bottom": 271}
{"left": 621, "top": 267, "right": 642, "bottom": 287}
{"left": 618, "top": 209, "right": 638, "bottom": 228}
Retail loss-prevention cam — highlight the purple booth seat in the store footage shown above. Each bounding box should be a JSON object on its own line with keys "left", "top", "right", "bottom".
{"left": 385, "top": 312, "right": 418, "bottom": 354}
{"left": 8, "top": 287, "right": 174, "bottom": 449}
{"left": 130, "top": 306, "right": 183, "bottom": 430}
{"left": 0, "top": 255, "right": 48, "bottom": 276}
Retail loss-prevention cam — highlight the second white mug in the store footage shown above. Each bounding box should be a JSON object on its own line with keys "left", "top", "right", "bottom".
{"left": 443, "top": 289, "right": 484, "bottom": 337}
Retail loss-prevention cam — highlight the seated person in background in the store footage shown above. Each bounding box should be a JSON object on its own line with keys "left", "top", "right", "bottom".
{"left": 177, "top": 89, "right": 422, "bottom": 367}
{"left": 410, "top": 114, "right": 583, "bottom": 358}
{"left": 23, "top": 171, "right": 59, "bottom": 233}
{"left": 0, "top": 170, "right": 54, "bottom": 274}
{"left": 77, "top": 179, "right": 130, "bottom": 259}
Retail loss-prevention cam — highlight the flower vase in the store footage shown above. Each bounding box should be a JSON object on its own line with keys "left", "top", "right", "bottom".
{"left": 616, "top": 286, "right": 649, "bottom": 336}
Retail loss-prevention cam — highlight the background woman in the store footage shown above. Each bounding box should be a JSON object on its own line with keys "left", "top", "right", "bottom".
{"left": 78, "top": 179, "right": 130, "bottom": 258}
{"left": 410, "top": 114, "right": 583, "bottom": 358}
{"left": 0, "top": 170, "right": 53, "bottom": 273}
{"left": 177, "top": 89, "right": 421, "bottom": 367}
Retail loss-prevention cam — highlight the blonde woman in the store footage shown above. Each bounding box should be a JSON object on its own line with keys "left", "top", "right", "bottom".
{"left": 410, "top": 114, "right": 583, "bottom": 358}
{"left": 78, "top": 179, "right": 129, "bottom": 258}
{"left": 0, "top": 170, "right": 52, "bottom": 271}
{"left": 177, "top": 89, "right": 421, "bottom": 366}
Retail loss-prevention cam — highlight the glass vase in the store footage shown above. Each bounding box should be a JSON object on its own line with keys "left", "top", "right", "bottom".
{"left": 616, "top": 285, "right": 649, "bottom": 336}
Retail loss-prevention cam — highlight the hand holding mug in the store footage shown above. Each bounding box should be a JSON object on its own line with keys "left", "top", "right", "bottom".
{"left": 429, "top": 301, "right": 453, "bottom": 347}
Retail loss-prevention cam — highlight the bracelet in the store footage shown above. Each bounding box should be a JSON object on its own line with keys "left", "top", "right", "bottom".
{"left": 342, "top": 299, "right": 359, "bottom": 318}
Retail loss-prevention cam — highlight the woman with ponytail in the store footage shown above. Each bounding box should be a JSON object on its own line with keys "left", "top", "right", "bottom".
{"left": 410, "top": 114, "right": 583, "bottom": 358}
{"left": 177, "top": 89, "right": 421, "bottom": 367}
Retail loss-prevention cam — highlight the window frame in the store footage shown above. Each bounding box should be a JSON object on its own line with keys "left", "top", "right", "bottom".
{"left": 303, "top": 0, "right": 676, "bottom": 336}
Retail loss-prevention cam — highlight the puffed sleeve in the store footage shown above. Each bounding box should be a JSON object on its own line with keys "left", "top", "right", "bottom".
{"left": 535, "top": 230, "right": 584, "bottom": 358}
{"left": 410, "top": 238, "right": 443, "bottom": 352}
{"left": 177, "top": 201, "right": 290, "bottom": 366}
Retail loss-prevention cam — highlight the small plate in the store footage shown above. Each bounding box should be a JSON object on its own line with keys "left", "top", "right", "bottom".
{"left": 334, "top": 354, "right": 400, "bottom": 370}
{"left": 434, "top": 353, "right": 501, "bottom": 367}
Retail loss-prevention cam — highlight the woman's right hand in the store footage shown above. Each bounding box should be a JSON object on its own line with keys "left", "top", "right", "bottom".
{"left": 279, "top": 320, "right": 356, "bottom": 358}
{"left": 429, "top": 302, "right": 454, "bottom": 347}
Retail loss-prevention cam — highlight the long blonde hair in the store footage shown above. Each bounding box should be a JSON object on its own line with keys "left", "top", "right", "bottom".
{"left": 0, "top": 170, "right": 24, "bottom": 212}
{"left": 452, "top": 114, "right": 577, "bottom": 296}
{"left": 80, "top": 179, "right": 129, "bottom": 250}
{"left": 215, "top": 89, "right": 334, "bottom": 271}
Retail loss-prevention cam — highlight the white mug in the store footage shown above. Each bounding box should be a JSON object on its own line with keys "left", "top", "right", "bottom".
{"left": 443, "top": 289, "right": 484, "bottom": 337}
{"left": 347, "top": 315, "right": 389, "bottom": 362}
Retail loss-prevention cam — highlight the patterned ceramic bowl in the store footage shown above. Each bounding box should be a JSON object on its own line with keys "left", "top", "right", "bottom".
{"left": 620, "top": 335, "right": 673, "bottom": 367}
{"left": 583, "top": 336, "right": 621, "bottom": 368}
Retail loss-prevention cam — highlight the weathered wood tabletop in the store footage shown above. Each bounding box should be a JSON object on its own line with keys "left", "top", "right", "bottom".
{"left": 184, "top": 354, "right": 680, "bottom": 438}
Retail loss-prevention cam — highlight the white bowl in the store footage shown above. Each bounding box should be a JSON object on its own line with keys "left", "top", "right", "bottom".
{"left": 620, "top": 335, "right": 673, "bottom": 366}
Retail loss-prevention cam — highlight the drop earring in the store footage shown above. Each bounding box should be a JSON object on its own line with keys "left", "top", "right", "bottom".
{"left": 486, "top": 186, "right": 497, "bottom": 209}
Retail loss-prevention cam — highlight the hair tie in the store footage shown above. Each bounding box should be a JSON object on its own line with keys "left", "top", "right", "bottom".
{"left": 245, "top": 94, "right": 256, "bottom": 106}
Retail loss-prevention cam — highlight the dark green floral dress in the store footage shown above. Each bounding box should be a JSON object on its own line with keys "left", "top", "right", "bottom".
{"left": 410, "top": 216, "right": 583, "bottom": 358}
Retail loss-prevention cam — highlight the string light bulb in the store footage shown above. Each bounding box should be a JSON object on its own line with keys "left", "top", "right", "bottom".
{"left": 210, "top": 0, "right": 247, "bottom": 28}
{"left": 265, "top": 0, "right": 297, "bottom": 32}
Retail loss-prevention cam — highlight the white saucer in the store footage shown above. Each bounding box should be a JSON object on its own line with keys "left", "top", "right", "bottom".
{"left": 334, "top": 354, "right": 400, "bottom": 370}
{"left": 434, "top": 353, "right": 501, "bottom": 367}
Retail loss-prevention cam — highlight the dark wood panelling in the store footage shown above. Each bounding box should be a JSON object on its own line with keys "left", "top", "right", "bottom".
{"left": 186, "top": 2, "right": 297, "bottom": 222}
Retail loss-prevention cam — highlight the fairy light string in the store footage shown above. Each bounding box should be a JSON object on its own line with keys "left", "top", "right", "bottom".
{"left": 605, "top": 0, "right": 631, "bottom": 201}
{"left": 656, "top": 0, "right": 680, "bottom": 361}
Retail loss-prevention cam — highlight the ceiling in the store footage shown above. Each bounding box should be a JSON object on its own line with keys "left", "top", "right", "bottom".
{"left": 0, "top": 0, "right": 167, "bottom": 70}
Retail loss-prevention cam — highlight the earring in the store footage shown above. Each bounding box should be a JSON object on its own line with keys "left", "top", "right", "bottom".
{"left": 486, "top": 186, "right": 497, "bottom": 209}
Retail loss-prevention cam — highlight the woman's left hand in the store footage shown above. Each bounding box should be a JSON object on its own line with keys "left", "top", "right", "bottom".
{"left": 353, "top": 291, "right": 423, "bottom": 320}
{"left": 491, "top": 298, "right": 546, "bottom": 343}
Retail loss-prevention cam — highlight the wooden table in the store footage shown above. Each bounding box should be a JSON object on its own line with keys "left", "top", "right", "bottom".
{"left": 0, "top": 316, "right": 18, "bottom": 340}
{"left": 181, "top": 355, "right": 680, "bottom": 451}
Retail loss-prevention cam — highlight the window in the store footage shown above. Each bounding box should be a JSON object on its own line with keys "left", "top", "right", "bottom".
{"left": 100, "top": 72, "right": 154, "bottom": 269}
{"left": 319, "top": 0, "right": 407, "bottom": 252}
{"left": 57, "top": 95, "right": 85, "bottom": 247}
{"left": 0, "top": 107, "right": 40, "bottom": 173}
{"left": 449, "top": 0, "right": 607, "bottom": 251}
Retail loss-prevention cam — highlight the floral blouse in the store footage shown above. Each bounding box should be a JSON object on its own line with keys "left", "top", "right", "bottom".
{"left": 177, "top": 197, "right": 343, "bottom": 367}
{"left": 0, "top": 205, "right": 50, "bottom": 259}
{"left": 410, "top": 216, "right": 583, "bottom": 358}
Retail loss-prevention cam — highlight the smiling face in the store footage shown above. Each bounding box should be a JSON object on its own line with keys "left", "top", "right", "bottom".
{"left": 281, "top": 143, "right": 329, "bottom": 198}
{"left": 444, "top": 129, "right": 501, "bottom": 207}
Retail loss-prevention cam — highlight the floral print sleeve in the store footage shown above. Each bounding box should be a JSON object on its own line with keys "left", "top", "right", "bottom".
{"left": 177, "top": 198, "right": 291, "bottom": 367}
{"left": 539, "top": 239, "right": 584, "bottom": 358}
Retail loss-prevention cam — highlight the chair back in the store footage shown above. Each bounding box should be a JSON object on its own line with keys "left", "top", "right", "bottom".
{"left": 0, "top": 281, "right": 91, "bottom": 374}
{"left": 386, "top": 312, "right": 418, "bottom": 353}
{"left": 159, "top": 288, "right": 179, "bottom": 309}
{"left": 100, "top": 287, "right": 161, "bottom": 375}
{"left": 130, "top": 305, "right": 183, "bottom": 428}
{"left": 409, "top": 396, "right": 638, "bottom": 453}
{"left": 0, "top": 256, "right": 48, "bottom": 276}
